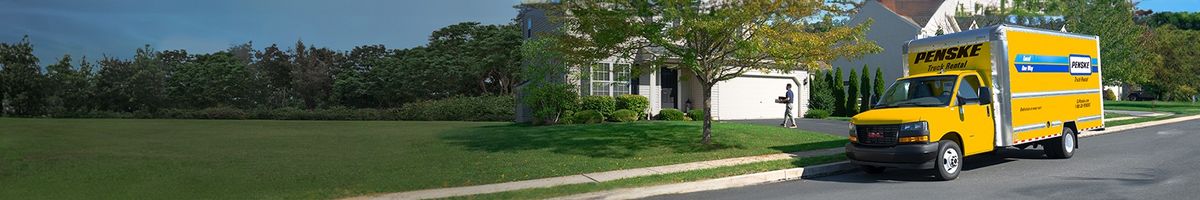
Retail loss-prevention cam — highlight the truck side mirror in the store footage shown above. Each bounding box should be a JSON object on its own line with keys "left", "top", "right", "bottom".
{"left": 979, "top": 87, "right": 992, "bottom": 105}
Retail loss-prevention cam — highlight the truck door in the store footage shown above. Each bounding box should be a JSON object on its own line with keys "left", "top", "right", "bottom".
{"left": 955, "top": 75, "right": 996, "bottom": 155}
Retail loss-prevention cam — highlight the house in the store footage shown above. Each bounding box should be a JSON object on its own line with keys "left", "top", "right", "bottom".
{"left": 832, "top": 0, "right": 1007, "bottom": 87}
{"left": 513, "top": 0, "right": 811, "bottom": 123}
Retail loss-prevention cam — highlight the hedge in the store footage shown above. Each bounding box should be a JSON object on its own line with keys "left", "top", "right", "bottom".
{"left": 687, "top": 109, "right": 705, "bottom": 121}
{"left": 803, "top": 109, "right": 831, "bottom": 119}
{"left": 580, "top": 96, "right": 617, "bottom": 117}
{"left": 611, "top": 109, "right": 639, "bottom": 122}
{"left": 616, "top": 94, "right": 649, "bottom": 118}
{"left": 573, "top": 110, "right": 606, "bottom": 124}
{"left": 657, "top": 109, "right": 688, "bottom": 121}
{"left": 40, "top": 95, "right": 514, "bottom": 121}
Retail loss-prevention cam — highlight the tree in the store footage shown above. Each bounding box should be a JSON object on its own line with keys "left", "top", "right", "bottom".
{"left": 291, "top": 41, "right": 339, "bottom": 109}
{"left": 255, "top": 44, "right": 295, "bottom": 107}
{"left": 336, "top": 45, "right": 389, "bottom": 108}
{"left": 0, "top": 36, "right": 45, "bottom": 116}
{"left": 553, "top": 0, "right": 879, "bottom": 144}
{"left": 859, "top": 65, "right": 871, "bottom": 112}
{"left": 873, "top": 67, "right": 884, "bottom": 106}
{"left": 1146, "top": 12, "right": 1200, "bottom": 30}
{"left": 1061, "top": 0, "right": 1149, "bottom": 85}
{"left": 168, "top": 52, "right": 257, "bottom": 108}
{"left": 45, "top": 55, "right": 93, "bottom": 113}
{"left": 831, "top": 67, "right": 846, "bottom": 116}
{"left": 807, "top": 70, "right": 834, "bottom": 112}
{"left": 845, "top": 67, "right": 859, "bottom": 116}
{"left": 1142, "top": 25, "right": 1200, "bottom": 101}
{"left": 427, "top": 22, "right": 524, "bottom": 96}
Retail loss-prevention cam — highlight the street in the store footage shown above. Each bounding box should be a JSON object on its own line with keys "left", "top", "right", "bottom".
{"left": 648, "top": 119, "right": 1200, "bottom": 200}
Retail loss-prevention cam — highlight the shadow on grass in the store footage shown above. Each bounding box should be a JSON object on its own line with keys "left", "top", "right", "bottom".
{"left": 440, "top": 122, "right": 735, "bottom": 158}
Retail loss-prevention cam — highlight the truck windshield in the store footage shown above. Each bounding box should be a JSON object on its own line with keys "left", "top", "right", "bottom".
{"left": 875, "top": 75, "right": 958, "bottom": 109}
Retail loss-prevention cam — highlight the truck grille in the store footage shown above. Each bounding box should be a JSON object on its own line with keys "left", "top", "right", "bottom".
{"left": 856, "top": 125, "right": 900, "bottom": 146}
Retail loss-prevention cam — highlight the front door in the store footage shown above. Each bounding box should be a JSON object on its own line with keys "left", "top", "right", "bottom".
{"left": 660, "top": 69, "right": 678, "bottom": 109}
{"left": 955, "top": 75, "right": 996, "bottom": 155}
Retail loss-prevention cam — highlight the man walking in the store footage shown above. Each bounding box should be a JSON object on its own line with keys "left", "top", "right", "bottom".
{"left": 781, "top": 83, "right": 797, "bottom": 128}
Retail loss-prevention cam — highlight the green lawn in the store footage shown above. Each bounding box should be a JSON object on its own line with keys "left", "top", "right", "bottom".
{"left": 0, "top": 118, "right": 844, "bottom": 199}
{"left": 1105, "top": 101, "right": 1200, "bottom": 126}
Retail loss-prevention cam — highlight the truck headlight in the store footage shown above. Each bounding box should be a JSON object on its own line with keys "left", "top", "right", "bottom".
{"left": 849, "top": 123, "right": 857, "bottom": 135}
{"left": 898, "top": 121, "right": 929, "bottom": 144}
{"left": 848, "top": 123, "right": 858, "bottom": 143}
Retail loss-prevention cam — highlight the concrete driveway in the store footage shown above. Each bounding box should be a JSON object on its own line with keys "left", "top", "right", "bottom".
{"left": 728, "top": 118, "right": 849, "bottom": 137}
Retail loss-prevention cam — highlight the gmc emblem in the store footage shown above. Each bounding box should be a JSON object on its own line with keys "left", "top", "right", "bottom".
{"left": 867, "top": 132, "right": 883, "bottom": 139}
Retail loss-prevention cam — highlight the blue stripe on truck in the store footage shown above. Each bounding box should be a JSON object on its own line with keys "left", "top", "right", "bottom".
{"left": 1013, "top": 54, "right": 1100, "bottom": 73}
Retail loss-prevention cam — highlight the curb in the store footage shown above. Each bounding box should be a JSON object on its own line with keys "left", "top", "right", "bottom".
{"left": 556, "top": 114, "right": 1200, "bottom": 200}
{"left": 549, "top": 161, "right": 857, "bottom": 200}
{"left": 349, "top": 148, "right": 845, "bottom": 200}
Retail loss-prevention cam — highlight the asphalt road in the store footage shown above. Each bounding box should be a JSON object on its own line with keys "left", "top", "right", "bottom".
{"left": 649, "top": 119, "right": 1200, "bottom": 200}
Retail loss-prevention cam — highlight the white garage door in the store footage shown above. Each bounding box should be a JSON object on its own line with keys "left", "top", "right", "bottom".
{"left": 716, "top": 76, "right": 797, "bottom": 120}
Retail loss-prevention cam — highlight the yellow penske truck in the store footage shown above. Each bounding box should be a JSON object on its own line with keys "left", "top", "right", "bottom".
{"left": 845, "top": 25, "right": 1104, "bottom": 180}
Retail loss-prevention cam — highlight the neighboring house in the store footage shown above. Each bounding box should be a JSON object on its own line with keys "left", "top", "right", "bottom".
{"left": 832, "top": 0, "right": 1007, "bottom": 87}
{"left": 513, "top": 0, "right": 811, "bottom": 123}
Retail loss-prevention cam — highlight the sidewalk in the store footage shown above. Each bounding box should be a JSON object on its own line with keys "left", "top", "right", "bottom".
{"left": 1105, "top": 110, "right": 1172, "bottom": 122}
{"left": 348, "top": 148, "right": 845, "bottom": 200}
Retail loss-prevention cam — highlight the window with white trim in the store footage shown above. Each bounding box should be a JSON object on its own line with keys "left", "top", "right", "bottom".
{"left": 588, "top": 62, "right": 632, "bottom": 96}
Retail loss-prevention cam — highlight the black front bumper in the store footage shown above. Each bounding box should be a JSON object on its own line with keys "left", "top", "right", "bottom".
{"left": 845, "top": 143, "right": 939, "bottom": 169}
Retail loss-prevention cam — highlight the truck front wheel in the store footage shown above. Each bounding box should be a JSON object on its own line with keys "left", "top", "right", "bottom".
{"left": 933, "top": 140, "right": 961, "bottom": 181}
{"left": 1044, "top": 127, "right": 1077, "bottom": 159}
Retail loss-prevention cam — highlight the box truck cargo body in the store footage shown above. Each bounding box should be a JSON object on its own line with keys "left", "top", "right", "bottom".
{"left": 845, "top": 25, "right": 1104, "bottom": 180}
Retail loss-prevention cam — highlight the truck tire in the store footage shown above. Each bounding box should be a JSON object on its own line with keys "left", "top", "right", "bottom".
{"left": 933, "top": 140, "right": 961, "bottom": 181}
{"left": 1044, "top": 127, "right": 1076, "bottom": 159}
{"left": 861, "top": 165, "right": 885, "bottom": 174}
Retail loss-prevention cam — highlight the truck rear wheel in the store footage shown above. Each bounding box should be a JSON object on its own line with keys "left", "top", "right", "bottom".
{"left": 1044, "top": 127, "right": 1076, "bottom": 159}
{"left": 933, "top": 140, "right": 961, "bottom": 181}
{"left": 860, "top": 165, "right": 885, "bottom": 174}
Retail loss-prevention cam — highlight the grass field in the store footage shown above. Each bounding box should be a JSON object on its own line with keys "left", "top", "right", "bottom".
{"left": 1105, "top": 101, "right": 1200, "bottom": 126}
{"left": 0, "top": 118, "right": 844, "bottom": 199}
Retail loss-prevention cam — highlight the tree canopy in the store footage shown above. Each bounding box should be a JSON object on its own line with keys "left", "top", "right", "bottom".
{"left": 547, "top": 0, "right": 880, "bottom": 144}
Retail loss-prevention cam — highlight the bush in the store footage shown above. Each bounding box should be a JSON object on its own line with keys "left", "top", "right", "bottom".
{"left": 197, "top": 107, "right": 249, "bottom": 119}
{"left": 557, "top": 110, "right": 576, "bottom": 124}
{"left": 804, "top": 109, "right": 831, "bottom": 119}
{"left": 573, "top": 110, "right": 606, "bottom": 124}
{"left": 398, "top": 95, "right": 515, "bottom": 121}
{"left": 1104, "top": 89, "right": 1117, "bottom": 101}
{"left": 524, "top": 83, "right": 579, "bottom": 124}
{"left": 687, "top": 109, "right": 705, "bottom": 121}
{"left": 580, "top": 96, "right": 617, "bottom": 117}
{"left": 657, "top": 108, "right": 688, "bottom": 121}
{"left": 616, "top": 94, "right": 650, "bottom": 118}
{"left": 611, "top": 109, "right": 639, "bottom": 122}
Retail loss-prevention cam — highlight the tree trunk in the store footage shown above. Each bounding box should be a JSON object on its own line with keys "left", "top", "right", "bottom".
{"left": 701, "top": 82, "right": 715, "bottom": 145}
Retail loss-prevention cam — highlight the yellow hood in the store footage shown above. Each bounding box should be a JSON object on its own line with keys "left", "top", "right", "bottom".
{"left": 852, "top": 107, "right": 948, "bottom": 125}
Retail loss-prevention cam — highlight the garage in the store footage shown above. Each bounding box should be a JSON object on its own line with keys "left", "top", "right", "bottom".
{"left": 714, "top": 75, "right": 805, "bottom": 120}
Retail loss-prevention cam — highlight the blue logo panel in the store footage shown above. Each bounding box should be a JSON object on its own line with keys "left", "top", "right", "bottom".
{"left": 1013, "top": 54, "right": 1099, "bottom": 75}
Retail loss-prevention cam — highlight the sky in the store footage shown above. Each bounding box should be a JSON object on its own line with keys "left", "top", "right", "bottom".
{"left": 1138, "top": 0, "right": 1200, "bottom": 12}
{"left": 1, "top": 0, "right": 1197, "bottom": 66}
{"left": 0, "top": 0, "right": 523, "bottom": 66}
